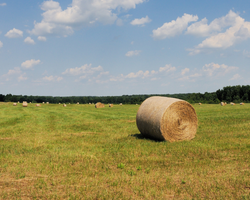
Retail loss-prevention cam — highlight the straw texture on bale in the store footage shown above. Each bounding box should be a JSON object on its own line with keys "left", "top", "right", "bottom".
{"left": 221, "top": 102, "right": 225, "bottom": 106}
{"left": 47, "top": 102, "right": 49, "bottom": 104}
{"left": 36, "top": 104, "right": 41, "bottom": 107}
{"left": 109, "top": 104, "right": 113, "bottom": 107}
{"left": 13, "top": 103, "right": 17, "bottom": 106}
{"left": 240, "top": 102, "right": 245, "bottom": 105}
{"left": 136, "top": 96, "right": 198, "bottom": 142}
{"left": 63, "top": 104, "right": 67, "bottom": 107}
{"left": 95, "top": 102, "right": 105, "bottom": 108}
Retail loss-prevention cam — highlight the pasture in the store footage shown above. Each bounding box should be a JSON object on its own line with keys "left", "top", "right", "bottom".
{"left": 0, "top": 102, "right": 249, "bottom": 199}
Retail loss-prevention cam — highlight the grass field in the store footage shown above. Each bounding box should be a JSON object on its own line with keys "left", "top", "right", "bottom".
{"left": 0, "top": 102, "right": 249, "bottom": 199}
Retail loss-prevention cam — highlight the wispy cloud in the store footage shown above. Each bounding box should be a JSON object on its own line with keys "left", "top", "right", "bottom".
{"left": 130, "top": 16, "right": 151, "bottom": 26}
{"left": 125, "top": 50, "right": 141, "bottom": 57}
{"left": 5, "top": 28, "right": 23, "bottom": 38}
{"left": 21, "top": 59, "right": 41, "bottom": 69}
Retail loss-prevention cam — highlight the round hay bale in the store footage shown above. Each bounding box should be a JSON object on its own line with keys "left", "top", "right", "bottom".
{"left": 43, "top": 102, "right": 44, "bottom": 104}
{"left": 22, "top": 101, "right": 28, "bottom": 107}
{"left": 221, "top": 102, "right": 225, "bottom": 106}
{"left": 13, "top": 103, "right": 17, "bottom": 106}
{"left": 136, "top": 96, "right": 198, "bottom": 142}
{"left": 120, "top": 103, "right": 122, "bottom": 106}
{"left": 46, "top": 102, "right": 49, "bottom": 104}
{"left": 18, "top": 101, "right": 19, "bottom": 103}
{"left": 240, "top": 102, "right": 245, "bottom": 105}
{"left": 109, "top": 104, "right": 113, "bottom": 107}
{"left": 59, "top": 103, "right": 61, "bottom": 104}
{"left": 63, "top": 104, "right": 67, "bottom": 107}
{"left": 95, "top": 102, "right": 105, "bottom": 108}
{"left": 199, "top": 103, "right": 202, "bottom": 105}
{"left": 77, "top": 102, "right": 79, "bottom": 105}
{"left": 36, "top": 104, "right": 41, "bottom": 107}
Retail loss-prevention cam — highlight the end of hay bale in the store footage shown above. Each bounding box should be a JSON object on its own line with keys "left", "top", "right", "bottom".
{"left": 95, "top": 102, "right": 105, "bottom": 108}
{"left": 240, "top": 102, "right": 245, "bottom": 105}
{"left": 46, "top": 102, "right": 49, "bottom": 104}
{"left": 120, "top": 103, "right": 122, "bottom": 106}
{"left": 109, "top": 104, "right": 113, "bottom": 107}
{"left": 36, "top": 104, "right": 41, "bottom": 107}
{"left": 13, "top": 103, "right": 17, "bottom": 106}
{"left": 199, "top": 103, "right": 202, "bottom": 105}
{"left": 63, "top": 104, "right": 67, "bottom": 107}
{"left": 136, "top": 96, "right": 198, "bottom": 142}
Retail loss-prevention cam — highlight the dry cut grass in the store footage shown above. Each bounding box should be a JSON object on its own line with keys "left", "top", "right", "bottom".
{"left": 0, "top": 103, "right": 249, "bottom": 199}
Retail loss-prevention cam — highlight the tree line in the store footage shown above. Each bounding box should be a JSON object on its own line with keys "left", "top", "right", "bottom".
{"left": 1, "top": 85, "right": 249, "bottom": 104}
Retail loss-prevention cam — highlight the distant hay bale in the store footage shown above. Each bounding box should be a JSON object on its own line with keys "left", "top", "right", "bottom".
{"left": 221, "top": 102, "right": 225, "bottom": 106}
{"left": 59, "top": 103, "right": 61, "bottom": 104}
{"left": 22, "top": 101, "right": 28, "bottom": 107}
{"left": 43, "top": 102, "right": 44, "bottom": 104}
{"left": 18, "top": 101, "right": 19, "bottom": 103}
{"left": 89, "top": 103, "right": 91, "bottom": 104}
{"left": 136, "top": 96, "right": 198, "bottom": 142}
{"left": 95, "top": 102, "right": 105, "bottom": 108}
{"left": 199, "top": 103, "right": 202, "bottom": 105}
{"left": 63, "top": 104, "right": 67, "bottom": 107}
{"left": 109, "top": 104, "right": 113, "bottom": 107}
{"left": 77, "top": 102, "right": 79, "bottom": 104}
{"left": 120, "top": 103, "right": 122, "bottom": 106}
{"left": 46, "top": 102, "right": 49, "bottom": 104}
{"left": 240, "top": 102, "right": 245, "bottom": 105}
{"left": 30, "top": 102, "right": 31, "bottom": 103}
{"left": 36, "top": 104, "right": 41, "bottom": 107}
{"left": 13, "top": 103, "right": 17, "bottom": 106}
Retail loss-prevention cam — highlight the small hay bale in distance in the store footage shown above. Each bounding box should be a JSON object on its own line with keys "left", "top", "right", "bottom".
{"left": 13, "top": 103, "right": 17, "bottom": 106}
{"left": 120, "top": 103, "right": 122, "bottom": 106}
{"left": 43, "top": 102, "right": 44, "bottom": 104}
{"left": 136, "top": 96, "right": 198, "bottom": 142}
{"left": 95, "top": 102, "right": 105, "bottom": 108}
{"left": 22, "top": 101, "right": 28, "bottom": 107}
{"left": 63, "top": 104, "right": 67, "bottom": 107}
{"left": 77, "top": 102, "right": 79, "bottom": 105}
{"left": 109, "top": 104, "right": 113, "bottom": 107}
{"left": 36, "top": 104, "right": 41, "bottom": 107}
{"left": 240, "top": 102, "right": 245, "bottom": 105}
{"left": 199, "top": 103, "right": 202, "bottom": 105}
{"left": 46, "top": 102, "right": 49, "bottom": 104}
{"left": 221, "top": 102, "right": 225, "bottom": 106}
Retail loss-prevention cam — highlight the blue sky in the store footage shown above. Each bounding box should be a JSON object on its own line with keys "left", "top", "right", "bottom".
{"left": 1, "top": 0, "right": 250, "bottom": 96}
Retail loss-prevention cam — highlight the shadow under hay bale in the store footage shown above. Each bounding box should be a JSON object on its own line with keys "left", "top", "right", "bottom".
{"left": 136, "top": 96, "right": 198, "bottom": 142}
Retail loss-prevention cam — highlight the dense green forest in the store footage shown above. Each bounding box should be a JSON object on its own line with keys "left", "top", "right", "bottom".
{"left": 1, "top": 85, "right": 249, "bottom": 104}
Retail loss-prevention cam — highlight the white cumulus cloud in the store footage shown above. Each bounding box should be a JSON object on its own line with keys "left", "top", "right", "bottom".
{"left": 186, "top": 10, "right": 239, "bottom": 37}
{"left": 130, "top": 15, "right": 151, "bottom": 26}
{"left": 0, "top": 3, "right": 6, "bottom": 6}
{"left": 30, "top": 0, "right": 146, "bottom": 36}
{"left": 125, "top": 50, "right": 141, "bottom": 57}
{"left": 21, "top": 59, "right": 41, "bottom": 69}
{"left": 43, "top": 75, "right": 63, "bottom": 82}
{"left": 24, "top": 37, "right": 35, "bottom": 44}
{"left": 62, "top": 64, "right": 103, "bottom": 76}
{"left": 152, "top": 13, "right": 198, "bottom": 39}
{"left": 187, "top": 11, "right": 250, "bottom": 54}
{"left": 38, "top": 36, "right": 47, "bottom": 41}
{"left": 0, "top": 41, "right": 3, "bottom": 48}
{"left": 202, "top": 63, "right": 238, "bottom": 77}
{"left": 159, "top": 64, "right": 176, "bottom": 73}
{"left": 230, "top": 74, "right": 241, "bottom": 81}
{"left": 181, "top": 68, "right": 190, "bottom": 75}
{"left": 5, "top": 28, "right": 23, "bottom": 38}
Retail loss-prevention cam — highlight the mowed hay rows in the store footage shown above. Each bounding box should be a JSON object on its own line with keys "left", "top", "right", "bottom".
{"left": 95, "top": 102, "right": 105, "bottom": 108}
{"left": 136, "top": 96, "right": 198, "bottom": 142}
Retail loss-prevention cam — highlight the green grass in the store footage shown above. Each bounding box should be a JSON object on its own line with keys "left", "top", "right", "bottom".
{"left": 0, "top": 102, "right": 250, "bottom": 199}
